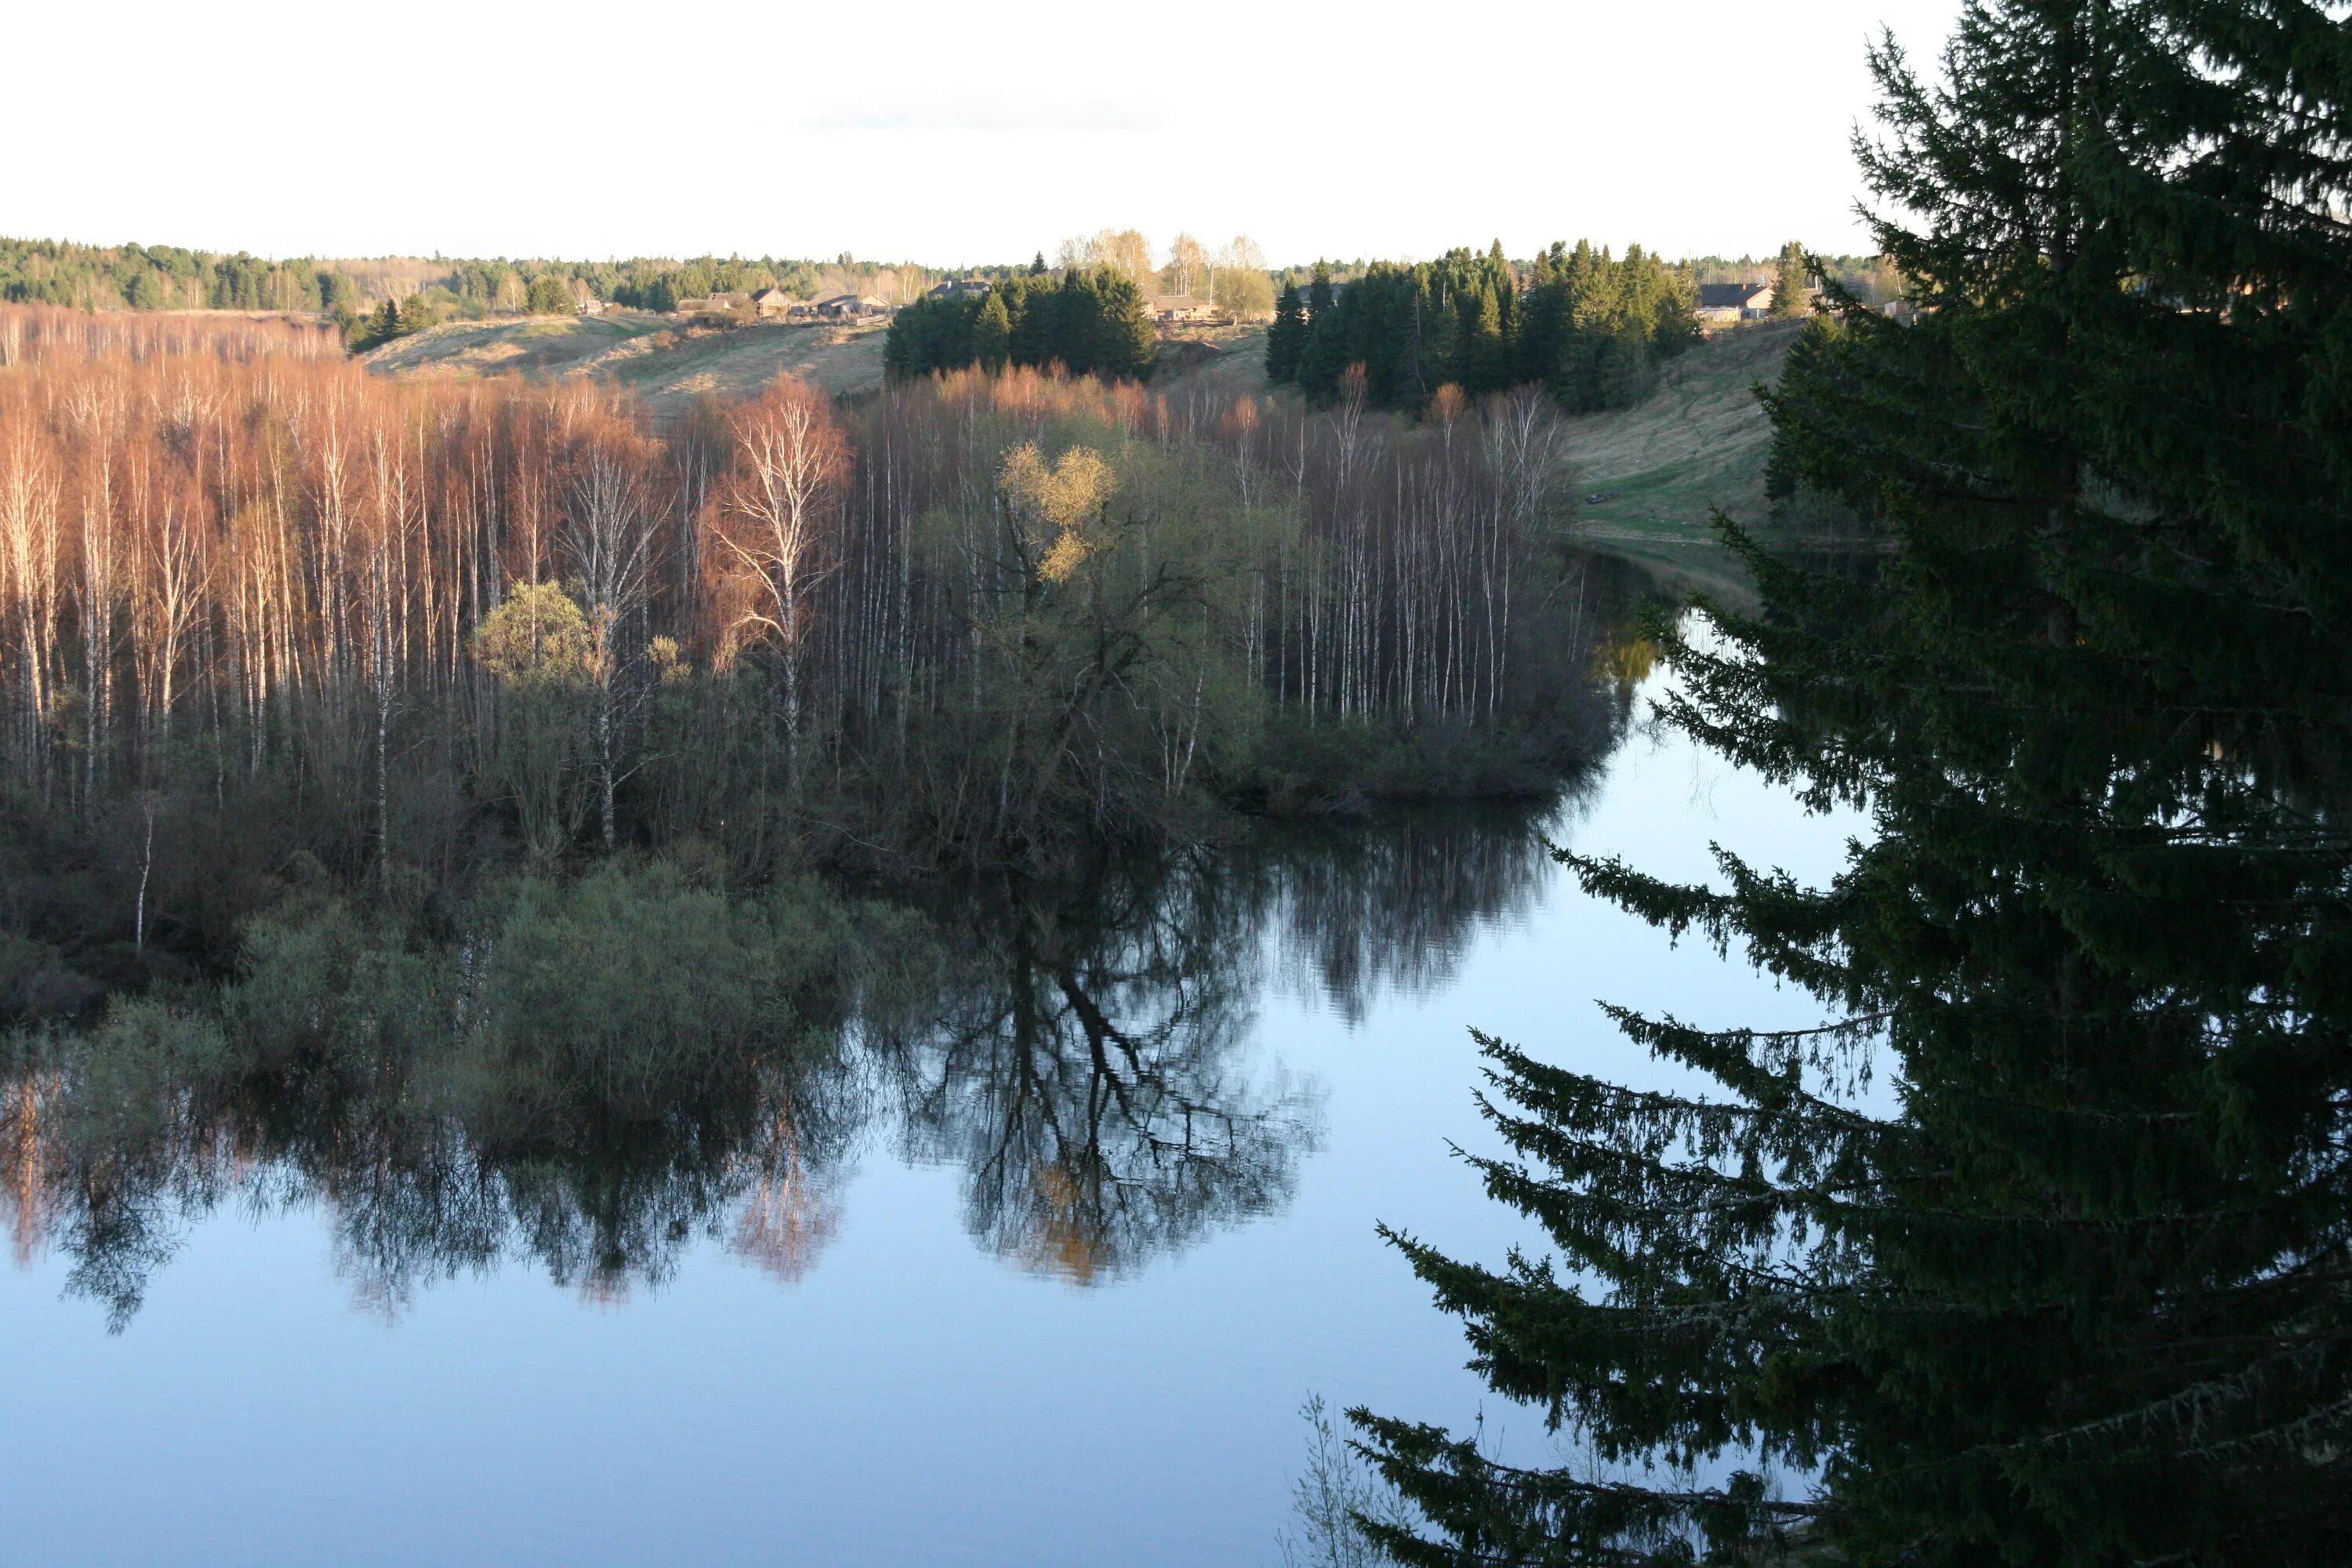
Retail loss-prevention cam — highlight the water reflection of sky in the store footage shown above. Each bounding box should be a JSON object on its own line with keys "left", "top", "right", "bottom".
{"left": 0, "top": 652, "right": 1866, "bottom": 1567}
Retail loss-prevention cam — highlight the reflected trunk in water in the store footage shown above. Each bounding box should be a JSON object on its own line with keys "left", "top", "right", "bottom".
{"left": 0, "top": 797, "right": 1584, "bottom": 1327}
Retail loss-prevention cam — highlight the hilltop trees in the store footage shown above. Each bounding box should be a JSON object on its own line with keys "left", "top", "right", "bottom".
{"left": 1359, "top": 0, "right": 2352, "bottom": 1563}
{"left": 0, "top": 238, "right": 363, "bottom": 314}
{"left": 885, "top": 267, "right": 1156, "bottom": 382}
{"left": 525, "top": 273, "right": 576, "bottom": 315}
{"left": 1058, "top": 229, "right": 1156, "bottom": 289}
{"left": 1268, "top": 244, "right": 1696, "bottom": 414}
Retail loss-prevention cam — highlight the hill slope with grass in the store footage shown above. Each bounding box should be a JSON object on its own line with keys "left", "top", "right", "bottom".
{"left": 1559, "top": 320, "right": 1801, "bottom": 597}
{"left": 364, "top": 313, "right": 1794, "bottom": 599}
{"left": 361, "top": 314, "right": 892, "bottom": 414}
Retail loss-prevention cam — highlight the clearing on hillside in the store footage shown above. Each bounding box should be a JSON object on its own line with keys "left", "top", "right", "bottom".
{"left": 361, "top": 314, "right": 891, "bottom": 416}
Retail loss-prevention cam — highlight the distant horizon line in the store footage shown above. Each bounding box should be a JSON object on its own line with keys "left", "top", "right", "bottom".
{"left": 4, "top": 230, "right": 1878, "bottom": 274}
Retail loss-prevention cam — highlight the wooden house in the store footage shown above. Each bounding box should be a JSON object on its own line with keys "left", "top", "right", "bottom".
{"left": 1149, "top": 295, "right": 1221, "bottom": 324}
{"left": 1694, "top": 281, "right": 1775, "bottom": 326}
{"left": 813, "top": 294, "right": 891, "bottom": 318}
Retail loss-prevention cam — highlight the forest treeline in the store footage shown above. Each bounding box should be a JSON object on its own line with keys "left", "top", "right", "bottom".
{"left": 0, "top": 238, "right": 370, "bottom": 315}
{"left": 1268, "top": 241, "right": 1698, "bottom": 414}
{"left": 0, "top": 237, "right": 941, "bottom": 331}
{"left": 883, "top": 265, "right": 1160, "bottom": 381}
{"left": 0, "top": 301, "right": 1606, "bottom": 1001}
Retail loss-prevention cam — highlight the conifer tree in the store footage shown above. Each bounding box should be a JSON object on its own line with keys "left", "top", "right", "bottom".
{"left": 1266, "top": 280, "right": 1307, "bottom": 384}
{"left": 972, "top": 290, "right": 1012, "bottom": 374}
{"left": 1358, "top": 2, "right": 2352, "bottom": 1563}
{"left": 1295, "top": 262, "right": 1345, "bottom": 403}
{"left": 1769, "top": 241, "right": 1807, "bottom": 318}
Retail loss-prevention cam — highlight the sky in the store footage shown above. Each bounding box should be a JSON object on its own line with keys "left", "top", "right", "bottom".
{"left": 13, "top": 0, "right": 1963, "bottom": 269}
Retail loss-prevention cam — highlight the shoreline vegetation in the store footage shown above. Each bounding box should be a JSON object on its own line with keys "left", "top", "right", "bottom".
{"left": 0, "top": 300, "right": 1636, "bottom": 1023}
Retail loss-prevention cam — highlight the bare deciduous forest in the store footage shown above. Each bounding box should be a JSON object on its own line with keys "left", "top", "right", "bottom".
{"left": 0, "top": 303, "right": 1610, "bottom": 1002}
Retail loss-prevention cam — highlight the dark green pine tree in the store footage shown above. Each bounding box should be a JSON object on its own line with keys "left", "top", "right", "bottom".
{"left": 1295, "top": 261, "right": 1345, "bottom": 403}
{"left": 1088, "top": 265, "right": 1158, "bottom": 379}
{"left": 368, "top": 297, "right": 401, "bottom": 347}
{"left": 1356, "top": 2, "right": 2352, "bottom": 1564}
{"left": 1465, "top": 281, "right": 1508, "bottom": 396}
{"left": 1266, "top": 279, "right": 1308, "bottom": 384}
{"left": 972, "top": 289, "right": 1012, "bottom": 375}
{"left": 1769, "top": 241, "right": 1809, "bottom": 318}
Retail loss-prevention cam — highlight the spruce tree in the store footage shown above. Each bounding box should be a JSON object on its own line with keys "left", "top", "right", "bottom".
{"left": 1769, "top": 241, "right": 1808, "bottom": 318}
{"left": 1266, "top": 280, "right": 1307, "bottom": 384}
{"left": 972, "top": 290, "right": 1012, "bottom": 375}
{"left": 1089, "top": 265, "right": 1158, "bottom": 379}
{"left": 1357, "top": 2, "right": 2352, "bottom": 1563}
{"left": 1295, "top": 261, "right": 1345, "bottom": 403}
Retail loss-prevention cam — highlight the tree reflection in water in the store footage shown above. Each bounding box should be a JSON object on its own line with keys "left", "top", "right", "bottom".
{"left": 1, "top": 801, "right": 1568, "bottom": 1324}
{"left": 875, "top": 858, "right": 1317, "bottom": 1283}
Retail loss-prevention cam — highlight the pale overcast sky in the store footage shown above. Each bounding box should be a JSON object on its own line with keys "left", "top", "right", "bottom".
{"left": 12, "top": 0, "right": 1962, "bottom": 267}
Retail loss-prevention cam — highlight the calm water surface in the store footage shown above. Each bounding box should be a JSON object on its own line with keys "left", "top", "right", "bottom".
{"left": 0, "top": 656, "right": 1857, "bottom": 1566}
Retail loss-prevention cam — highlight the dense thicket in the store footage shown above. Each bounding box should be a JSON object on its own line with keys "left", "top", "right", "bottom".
{"left": 1360, "top": 0, "right": 2352, "bottom": 1563}
{"left": 0, "top": 303, "right": 1599, "bottom": 1001}
{"left": 884, "top": 266, "right": 1159, "bottom": 381}
{"left": 1271, "top": 242, "right": 1697, "bottom": 413}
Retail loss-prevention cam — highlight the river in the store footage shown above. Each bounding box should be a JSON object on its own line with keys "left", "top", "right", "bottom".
{"left": 0, "top": 627, "right": 1862, "bottom": 1566}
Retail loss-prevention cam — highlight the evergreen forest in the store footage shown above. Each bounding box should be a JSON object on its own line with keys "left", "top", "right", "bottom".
{"left": 884, "top": 265, "right": 1161, "bottom": 381}
{"left": 1267, "top": 243, "right": 1698, "bottom": 414}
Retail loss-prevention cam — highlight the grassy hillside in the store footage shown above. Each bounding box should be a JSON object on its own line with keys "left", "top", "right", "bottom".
{"left": 1559, "top": 320, "right": 1801, "bottom": 600}
{"left": 362, "top": 314, "right": 891, "bottom": 414}
{"left": 364, "top": 316, "right": 1792, "bottom": 601}
{"left": 1153, "top": 325, "right": 1272, "bottom": 401}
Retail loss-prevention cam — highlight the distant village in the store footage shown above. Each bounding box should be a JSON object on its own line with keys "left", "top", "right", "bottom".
{"left": 579, "top": 276, "right": 1231, "bottom": 328}
{"left": 572, "top": 271, "right": 1837, "bottom": 334}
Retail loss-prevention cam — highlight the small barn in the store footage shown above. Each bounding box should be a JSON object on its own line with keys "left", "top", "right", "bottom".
{"left": 1694, "top": 282, "right": 1775, "bottom": 326}
{"left": 814, "top": 294, "right": 891, "bottom": 318}
{"left": 1149, "top": 295, "right": 1221, "bottom": 324}
{"left": 753, "top": 289, "right": 799, "bottom": 319}
{"left": 676, "top": 291, "right": 753, "bottom": 316}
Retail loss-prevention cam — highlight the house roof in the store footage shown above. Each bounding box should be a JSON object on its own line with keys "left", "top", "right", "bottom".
{"left": 1696, "top": 282, "right": 1771, "bottom": 309}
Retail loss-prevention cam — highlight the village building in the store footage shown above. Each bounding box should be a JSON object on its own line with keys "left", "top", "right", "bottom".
{"left": 673, "top": 291, "right": 753, "bottom": 316}
{"left": 753, "top": 288, "right": 800, "bottom": 319}
{"left": 1149, "top": 294, "right": 1221, "bottom": 325}
{"left": 927, "top": 278, "right": 993, "bottom": 301}
{"left": 1693, "top": 281, "right": 1775, "bottom": 326}
{"left": 813, "top": 293, "right": 891, "bottom": 318}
